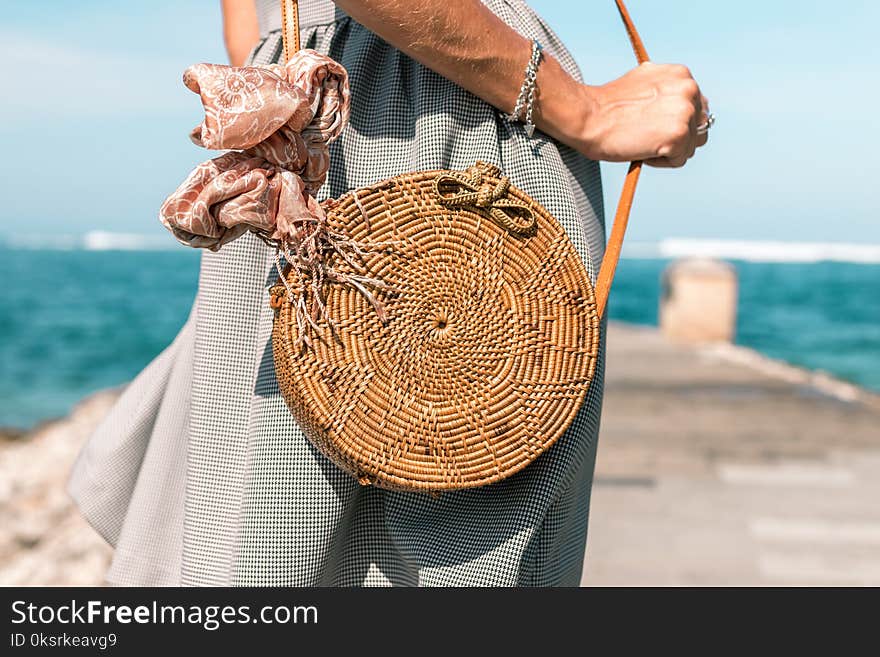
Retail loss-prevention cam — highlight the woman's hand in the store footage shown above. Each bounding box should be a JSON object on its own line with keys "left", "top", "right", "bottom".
{"left": 331, "top": 0, "right": 710, "bottom": 168}
{"left": 576, "top": 63, "right": 709, "bottom": 168}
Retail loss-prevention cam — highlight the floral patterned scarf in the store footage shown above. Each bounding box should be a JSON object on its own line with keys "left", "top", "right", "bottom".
{"left": 159, "top": 50, "right": 386, "bottom": 347}
{"left": 159, "top": 49, "right": 350, "bottom": 250}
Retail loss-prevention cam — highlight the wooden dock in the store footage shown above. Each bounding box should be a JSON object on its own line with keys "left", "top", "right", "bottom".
{"left": 583, "top": 322, "right": 880, "bottom": 586}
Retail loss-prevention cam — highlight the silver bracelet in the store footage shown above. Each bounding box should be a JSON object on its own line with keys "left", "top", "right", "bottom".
{"left": 507, "top": 39, "right": 543, "bottom": 137}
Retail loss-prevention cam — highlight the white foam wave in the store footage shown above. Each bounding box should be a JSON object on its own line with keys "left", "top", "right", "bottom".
{"left": 5, "top": 234, "right": 880, "bottom": 263}
{"left": 81, "top": 231, "right": 174, "bottom": 251}
{"left": 3, "top": 231, "right": 177, "bottom": 251}
{"left": 623, "top": 239, "right": 880, "bottom": 264}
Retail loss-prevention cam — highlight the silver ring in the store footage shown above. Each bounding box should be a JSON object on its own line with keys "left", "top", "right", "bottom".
{"left": 696, "top": 112, "right": 715, "bottom": 135}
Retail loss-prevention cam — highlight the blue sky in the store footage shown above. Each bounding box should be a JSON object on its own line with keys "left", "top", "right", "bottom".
{"left": 1, "top": 1, "right": 877, "bottom": 242}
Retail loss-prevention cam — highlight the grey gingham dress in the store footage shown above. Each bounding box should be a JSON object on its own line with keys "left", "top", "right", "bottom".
{"left": 68, "top": 0, "right": 607, "bottom": 586}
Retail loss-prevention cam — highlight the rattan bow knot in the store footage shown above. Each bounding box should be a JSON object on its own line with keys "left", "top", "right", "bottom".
{"left": 434, "top": 163, "right": 536, "bottom": 236}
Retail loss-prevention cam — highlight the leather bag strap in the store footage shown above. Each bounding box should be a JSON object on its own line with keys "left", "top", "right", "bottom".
{"left": 280, "top": 0, "right": 649, "bottom": 318}
{"left": 595, "top": 0, "right": 649, "bottom": 318}
{"left": 280, "top": 0, "right": 301, "bottom": 61}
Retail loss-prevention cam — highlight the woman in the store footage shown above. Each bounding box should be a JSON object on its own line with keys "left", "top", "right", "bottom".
{"left": 69, "top": 0, "right": 708, "bottom": 586}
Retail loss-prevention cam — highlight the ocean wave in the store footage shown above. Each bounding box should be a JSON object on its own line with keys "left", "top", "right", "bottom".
{"left": 81, "top": 231, "right": 175, "bottom": 251}
{"left": 4, "top": 234, "right": 880, "bottom": 263}
{"left": 2, "top": 231, "right": 177, "bottom": 251}
{"left": 624, "top": 239, "right": 880, "bottom": 264}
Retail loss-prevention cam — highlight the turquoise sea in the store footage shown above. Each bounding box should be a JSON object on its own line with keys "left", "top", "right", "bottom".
{"left": 1, "top": 246, "right": 878, "bottom": 429}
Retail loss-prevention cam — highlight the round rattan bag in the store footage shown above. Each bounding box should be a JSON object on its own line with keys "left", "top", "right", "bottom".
{"left": 269, "top": 161, "right": 600, "bottom": 493}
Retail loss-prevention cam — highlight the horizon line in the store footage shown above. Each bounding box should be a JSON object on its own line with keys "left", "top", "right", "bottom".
{"left": 3, "top": 232, "right": 880, "bottom": 264}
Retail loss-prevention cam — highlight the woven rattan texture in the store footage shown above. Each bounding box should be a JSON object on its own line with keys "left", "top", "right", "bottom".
{"left": 271, "top": 162, "right": 599, "bottom": 492}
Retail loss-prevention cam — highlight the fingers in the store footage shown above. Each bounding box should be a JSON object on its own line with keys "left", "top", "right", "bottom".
{"left": 652, "top": 65, "right": 708, "bottom": 167}
{"left": 644, "top": 155, "right": 688, "bottom": 168}
{"left": 695, "top": 93, "right": 710, "bottom": 148}
{"left": 654, "top": 109, "right": 696, "bottom": 166}
{"left": 588, "top": 61, "right": 709, "bottom": 166}
{"left": 696, "top": 108, "right": 709, "bottom": 148}
{"left": 685, "top": 111, "right": 698, "bottom": 160}
{"left": 681, "top": 76, "right": 703, "bottom": 159}
{"left": 670, "top": 66, "right": 709, "bottom": 157}
{"left": 647, "top": 108, "right": 699, "bottom": 169}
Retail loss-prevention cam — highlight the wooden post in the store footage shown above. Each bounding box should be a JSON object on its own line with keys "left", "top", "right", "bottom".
{"left": 660, "top": 258, "right": 738, "bottom": 343}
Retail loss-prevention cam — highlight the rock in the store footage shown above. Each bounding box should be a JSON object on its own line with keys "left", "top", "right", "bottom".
{"left": 0, "top": 390, "right": 120, "bottom": 586}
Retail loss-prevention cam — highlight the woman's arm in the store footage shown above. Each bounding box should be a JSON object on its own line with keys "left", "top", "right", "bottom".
{"left": 221, "top": 0, "right": 261, "bottom": 66}
{"left": 333, "top": 0, "right": 708, "bottom": 167}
